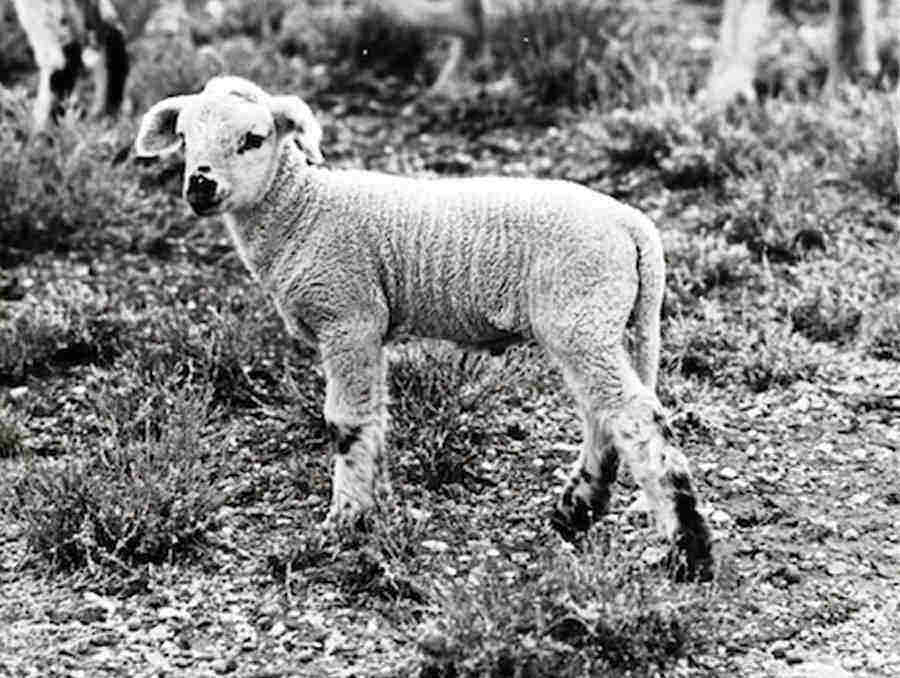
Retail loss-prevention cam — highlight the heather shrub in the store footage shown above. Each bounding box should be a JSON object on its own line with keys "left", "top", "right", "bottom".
{"left": 388, "top": 343, "right": 523, "bottom": 491}
{"left": 9, "top": 369, "right": 223, "bottom": 574}
{"left": 419, "top": 542, "right": 712, "bottom": 676}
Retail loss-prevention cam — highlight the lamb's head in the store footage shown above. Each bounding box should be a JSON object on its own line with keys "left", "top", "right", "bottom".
{"left": 135, "top": 76, "right": 323, "bottom": 216}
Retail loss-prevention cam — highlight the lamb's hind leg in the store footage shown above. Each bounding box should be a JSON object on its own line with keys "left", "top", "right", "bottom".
{"left": 605, "top": 398, "right": 714, "bottom": 582}
{"left": 549, "top": 342, "right": 713, "bottom": 581}
{"left": 551, "top": 410, "right": 620, "bottom": 543}
{"left": 319, "top": 327, "right": 391, "bottom": 528}
{"left": 548, "top": 342, "right": 633, "bottom": 542}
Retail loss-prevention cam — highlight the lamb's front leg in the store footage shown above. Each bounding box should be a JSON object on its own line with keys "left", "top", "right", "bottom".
{"left": 319, "top": 329, "right": 390, "bottom": 527}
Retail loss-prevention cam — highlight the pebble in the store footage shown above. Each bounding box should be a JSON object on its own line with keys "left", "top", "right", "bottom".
{"left": 158, "top": 606, "right": 188, "bottom": 622}
{"left": 883, "top": 544, "right": 900, "bottom": 560}
{"left": 709, "top": 508, "right": 732, "bottom": 525}
{"left": 641, "top": 546, "right": 668, "bottom": 567}
{"left": 719, "top": 466, "right": 739, "bottom": 480}
{"left": 147, "top": 624, "right": 174, "bottom": 642}
{"left": 211, "top": 657, "right": 238, "bottom": 674}
{"left": 826, "top": 561, "right": 848, "bottom": 576}
{"left": 770, "top": 640, "right": 791, "bottom": 658}
{"left": 788, "top": 661, "right": 851, "bottom": 678}
{"left": 419, "top": 630, "right": 448, "bottom": 655}
{"left": 843, "top": 656, "right": 864, "bottom": 670}
{"left": 257, "top": 602, "right": 281, "bottom": 619}
{"left": 421, "top": 539, "right": 449, "bottom": 552}
{"left": 785, "top": 651, "right": 805, "bottom": 665}
{"left": 866, "top": 651, "right": 885, "bottom": 668}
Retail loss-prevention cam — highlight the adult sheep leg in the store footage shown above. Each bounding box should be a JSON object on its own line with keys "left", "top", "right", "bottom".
{"left": 89, "top": 19, "right": 129, "bottom": 118}
{"left": 319, "top": 329, "right": 391, "bottom": 526}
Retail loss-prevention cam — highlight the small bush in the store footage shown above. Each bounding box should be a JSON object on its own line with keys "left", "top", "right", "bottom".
{"left": 0, "top": 281, "right": 128, "bottom": 386}
{"left": 789, "top": 287, "right": 863, "bottom": 344}
{"left": 0, "top": 409, "right": 25, "bottom": 459}
{"left": 487, "top": 0, "right": 693, "bottom": 110}
{"left": 9, "top": 370, "right": 223, "bottom": 574}
{"left": 303, "top": 2, "right": 431, "bottom": 86}
{"left": 0, "top": 97, "right": 176, "bottom": 264}
{"left": 583, "top": 103, "right": 771, "bottom": 190}
{"left": 862, "top": 300, "right": 900, "bottom": 361}
{"left": 0, "top": 3, "right": 33, "bottom": 83}
{"left": 664, "top": 304, "right": 823, "bottom": 392}
{"left": 664, "top": 231, "right": 759, "bottom": 316}
{"left": 419, "top": 543, "right": 714, "bottom": 676}
{"left": 273, "top": 503, "right": 428, "bottom": 606}
{"left": 123, "top": 299, "right": 303, "bottom": 409}
{"left": 388, "top": 343, "right": 520, "bottom": 491}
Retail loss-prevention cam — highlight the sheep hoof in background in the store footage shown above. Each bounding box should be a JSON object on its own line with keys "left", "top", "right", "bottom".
{"left": 135, "top": 76, "right": 714, "bottom": 582}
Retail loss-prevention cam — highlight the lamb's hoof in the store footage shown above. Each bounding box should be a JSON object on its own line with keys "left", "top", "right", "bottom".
{"left": 667, "top": 530, "right": 715, "bottom": 583}
{"left": 549, "top": 503, "right": 592, "bottom": 544}
{"left": 322, "top": 502, "right": 372, "bottom": 536}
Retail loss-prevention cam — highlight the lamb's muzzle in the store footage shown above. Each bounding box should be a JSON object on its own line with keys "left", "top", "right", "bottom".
{"left": 134, "top": 75, "right": 714, "bottom": 582}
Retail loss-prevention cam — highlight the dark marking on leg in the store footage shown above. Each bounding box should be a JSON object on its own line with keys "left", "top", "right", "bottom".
{"left": 667, "top": 471, "right": 714, "bottom": 582}
{"left": 329, "top": 423, "right": 363, "bottom": 456}
{"left": 552, "top": 445, "right": 622, "bottom": 542}
{"left": 589, "top": 447, "right": 620, "bottom": 519}
{"left": 98, "top": 21, "right": 129, "bottom": 115}
{"left": 49, "top": 42, "right": 83, "bottom": 118}
{"left": 551, "top": 495, "right": 592, "bottom": 543}
{"left": 652, "top": 409, "right": 676, "bottom": 440}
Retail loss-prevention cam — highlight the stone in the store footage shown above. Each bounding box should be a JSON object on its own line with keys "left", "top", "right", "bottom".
{"left": 770, "top": 639, "right": 791, "bottom": 658}
{"left": 421, "top": 540, "right": 449, "bottom": 553}
{"left": 147, "top": 624, "right": 173, "bottom": 642}
{"left": 719, "top": 467, "right": 739, "bottom": 480}
{"left": 787, "top": 660, "right": 851, "bottom": 677}
{"left": 826, "top": 561, "right": 848, "bottom": 576}
{"left": 211, "top": 657, "right": 238, "bottom": 674}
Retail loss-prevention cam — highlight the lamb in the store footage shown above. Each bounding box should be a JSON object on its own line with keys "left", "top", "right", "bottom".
{"left": 134, "top": 76, "right": 714, "bottom": 581}
{"left": 11, "top": 0, "right": 129, "bottom": 131}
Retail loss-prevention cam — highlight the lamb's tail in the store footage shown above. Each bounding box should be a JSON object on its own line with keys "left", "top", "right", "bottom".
{"left": 621, "top": 210, "right": 665, "bottom": 392}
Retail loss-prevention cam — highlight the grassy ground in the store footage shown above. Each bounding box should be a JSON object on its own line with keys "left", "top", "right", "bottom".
{"left": 1, "top": 0, "right": 899, "bottom": 676}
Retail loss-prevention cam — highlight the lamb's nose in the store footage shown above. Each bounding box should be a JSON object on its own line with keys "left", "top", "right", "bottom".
{"left": 186, "top": 173, "right": 219, "bottom": 213}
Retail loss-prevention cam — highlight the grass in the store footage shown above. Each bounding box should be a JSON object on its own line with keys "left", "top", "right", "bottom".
{"left": 0, "top": 0, "right": 898, "bottom": 675}
{"left": 420, "top": 540, "right": 715, "bottom": 677}
{"left": 8, "top": 370, "right": 223, "bottom": 575}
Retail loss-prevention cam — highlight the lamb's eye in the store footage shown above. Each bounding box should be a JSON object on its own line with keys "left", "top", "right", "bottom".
{"left": 237, "top": 132, "right": 266, "bottom": 153}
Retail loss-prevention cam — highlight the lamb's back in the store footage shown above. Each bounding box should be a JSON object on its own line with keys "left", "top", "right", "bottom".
{"left": 303, "top": 169, "right": 639, "bottom": 344}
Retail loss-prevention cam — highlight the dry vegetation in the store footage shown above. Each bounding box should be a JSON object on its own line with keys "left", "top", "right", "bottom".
{"left": 1, "top": 0, "right": 899, "bottom": 676}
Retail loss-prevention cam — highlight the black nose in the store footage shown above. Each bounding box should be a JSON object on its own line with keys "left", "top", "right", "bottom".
{"left": 186, "top": 173, "right": 219, "bottom": 212}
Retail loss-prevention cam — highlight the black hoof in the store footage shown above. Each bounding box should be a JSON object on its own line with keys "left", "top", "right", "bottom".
{"left": 550, "top": 507, "right": 581, "bottom": 543}
{"left": 668, "top": 529, "right": 714, "bottom": 583}
{"left": 550, "top": 498, "right": 594, "bottom": 543}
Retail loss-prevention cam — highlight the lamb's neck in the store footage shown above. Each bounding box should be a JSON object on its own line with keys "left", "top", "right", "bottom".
{"left": 225, "top": 145, "right": 318, "bottom": 279}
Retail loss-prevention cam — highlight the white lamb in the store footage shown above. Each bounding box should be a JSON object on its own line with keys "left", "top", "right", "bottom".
{"left": 135, "top": 76, "right": 714, "bottom": 581}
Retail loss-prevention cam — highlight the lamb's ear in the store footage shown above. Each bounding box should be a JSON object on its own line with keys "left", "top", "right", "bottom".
{"left": 134, "top": 95, "right": 191, "bottom": 157}
{"left": 269, "top": 95, "right": 324, "bottom": 165}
